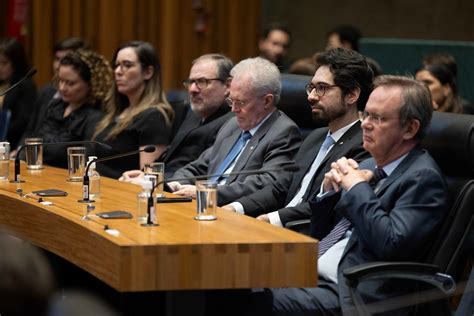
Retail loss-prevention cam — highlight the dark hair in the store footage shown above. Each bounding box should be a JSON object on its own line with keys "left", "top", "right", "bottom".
{"left": 54, "top": 37, "right": 88, "bottom": 52}
{"left": 192, "top": 53, "right": 234, "bottom": 81}
{"left": 422, "top": 52, "right": 457, "bottom": 77}
{"left": 59, "top": 50, "right": 113, "bottom": 105}
{"left": 418, "top": 63, "right": 458, "bottom": 96}
{"left": 261, "top": 23, "right": 292, "bottom": 43}
{"left": 326, "top": 25, "right": 362, "bottom": 52}
{"left": 374, "top": 75, "right": 433, "bottom": 141}
{"left": 315, "top": 48, "right": 373, "bottom": 111}
{"left": 0, "top": 37, "right": 29, "bottom": 83}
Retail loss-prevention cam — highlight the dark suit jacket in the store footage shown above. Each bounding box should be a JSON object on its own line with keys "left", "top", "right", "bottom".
{"left": 310, "top": 147, "right": 448, "bottom": 314}
{"left": 236, "top": 121, "right": 369, "bottom": 223}
{"left": 172, "top": 110, "right": 302, "bottom": 205}
{"left": 158, "top": 104, "right": 233, "bottom": 178}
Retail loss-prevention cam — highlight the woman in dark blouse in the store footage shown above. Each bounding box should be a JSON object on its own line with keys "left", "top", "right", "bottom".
{"left": 93, "top": 41, "right": 174, "bottom": 179}
{"left": 33, "top": 50, "right": 113, "bottom": 168}
{"left": 0, "top": 38, "right": 37, "bottom": 149}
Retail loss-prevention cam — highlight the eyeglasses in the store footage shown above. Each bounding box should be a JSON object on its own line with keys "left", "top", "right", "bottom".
{"left": 114, "top": 60, "right": 137, "bottom": 72}
{"left": 225, "top": 97, "right": 249, "bottom": 108}
{"left": 305, "top": 83, "right": 338, "bottom": 97}
{"left": 182, "top": 77, "right": 223, "bottom": 89}
{"left": 360, "top": 111, "right": 399, "bottom": 125}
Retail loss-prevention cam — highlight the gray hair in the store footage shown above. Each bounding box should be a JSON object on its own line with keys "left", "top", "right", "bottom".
{"left": 192, "top": 54, "right": 234, "bottom": 81}
{"left": 374, "top": 75, "right": 433, "bottom": 141}
{"left": 230, "top": 57, "right": 281, "bottom": 105}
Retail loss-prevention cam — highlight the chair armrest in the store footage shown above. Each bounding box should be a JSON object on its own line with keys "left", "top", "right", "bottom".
{"left": 343, "top": 262, "right": 456, "bottom": 294}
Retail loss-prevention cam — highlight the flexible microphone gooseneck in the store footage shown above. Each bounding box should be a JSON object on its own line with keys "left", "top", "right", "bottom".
{"left": 153, "top": 164, "right": 300, "bottom": 190}
{"left": 78, "top": 145, "right": 156, "bottom": 203}
{"left": 0, "top": 68, "right": 37, "bottom": 97}
{"left": 11, "top": 140, "right": 112, "bottom": 183}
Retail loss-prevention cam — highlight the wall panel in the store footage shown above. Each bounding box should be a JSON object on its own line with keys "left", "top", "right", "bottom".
{"left": 17, "top": 0, "right": 260, "bottom": 90}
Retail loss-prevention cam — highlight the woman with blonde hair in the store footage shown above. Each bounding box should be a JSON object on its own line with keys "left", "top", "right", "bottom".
{"left": 93, "top": 41, "right": 173, "bottom": 178}
{"left": 29, "top": 49, "right": 112, "bottom": 168}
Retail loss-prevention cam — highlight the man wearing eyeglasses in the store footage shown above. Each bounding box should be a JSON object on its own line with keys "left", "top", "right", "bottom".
{"left": 221, "top": 48, "right": 372, "bottom": 228}
{"left": 247, "top": 76, "right": 448, "bottom": 316}
{"left": 168, "top": 57, "right": 302, "bottom": 205}
{"left": 120, "top": 54, "right": 234, "bottom": 181}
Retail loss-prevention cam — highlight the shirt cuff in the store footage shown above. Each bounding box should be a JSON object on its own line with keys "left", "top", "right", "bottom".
{"left": 229, "top": 202, "right": 245, "bottom": 214}
{"left": 268, "top": 211, "right": 283, "bottom": 227}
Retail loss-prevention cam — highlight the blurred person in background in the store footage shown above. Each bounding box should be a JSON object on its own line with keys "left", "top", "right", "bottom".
{"left": 259, "top": 23, "right": 293, "bottom": 73}
{"left": 0, "top": 37, "right": 37, "bottom": 149}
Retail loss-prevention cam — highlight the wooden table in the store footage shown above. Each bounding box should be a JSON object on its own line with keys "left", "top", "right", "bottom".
{"left": 0, "top": 163, "right": 317, "bottom": 292}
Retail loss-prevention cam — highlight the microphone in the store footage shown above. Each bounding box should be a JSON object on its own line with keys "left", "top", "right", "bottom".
{"left": 11, "top": 140, "right": 112, "bottom": 183}
{"left": 78, "top": 145, "right": 156, "bottom": 203}
{"left": 0, "top": 68, "right": 37, "bottom": 96}
{"left": 157, "top": 164, "right": 300, "bottom": 187}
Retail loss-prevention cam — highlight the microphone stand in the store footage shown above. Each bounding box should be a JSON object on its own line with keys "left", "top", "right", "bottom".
{"left": 78, "top": 145, "right": 156, "bottom": 203}
{"left": 142, "top": 176, "right": 159, "bottom": 227}
{"left": 11, "top": 140, "right": 110, "bottom": 184}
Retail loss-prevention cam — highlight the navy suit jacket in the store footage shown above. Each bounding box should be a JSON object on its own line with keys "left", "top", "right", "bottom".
{"left": 236, "top": 121, "right": 369, "bottom": 222}
{"left": 310, "top": 147, "right": 448, "bottom": 314}
{"left": 173, "top": 110, "right": 302, "bottom": 205}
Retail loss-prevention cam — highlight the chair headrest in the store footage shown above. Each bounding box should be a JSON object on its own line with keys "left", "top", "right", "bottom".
{"left": 422, "top": 111, "right": 474, "bottom": 178}
{"left": 279, "top": 74, "right": 323, "bottom": 130}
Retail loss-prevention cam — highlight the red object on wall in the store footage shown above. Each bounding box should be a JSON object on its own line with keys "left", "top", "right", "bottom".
{"left": 7, "top": 0, "right": 30, "bottom": 42}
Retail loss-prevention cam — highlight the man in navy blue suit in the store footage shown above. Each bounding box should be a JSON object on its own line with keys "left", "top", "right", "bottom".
{"left": 255, "top": 75, "right": 449, "bottom": 316}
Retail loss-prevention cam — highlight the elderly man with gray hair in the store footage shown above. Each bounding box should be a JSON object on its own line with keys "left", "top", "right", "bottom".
{"left": 169, "top": 57, "right": 302, "bottom": 205}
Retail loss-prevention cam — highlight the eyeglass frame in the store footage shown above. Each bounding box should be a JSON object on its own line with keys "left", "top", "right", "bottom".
{"left": 114, "top": 60, "right": 139, "bottom": 72}
{"left": 305, "top": 82, "right": 339, "bottom": 97}
{"left": 182, "top": 77, "right": 223, "bottom": 89}
{"left": 359, "top": 110, "right": 400, "bottom": 125}
{"left": 225, "top": 93, "right": 272, "bottom": 108}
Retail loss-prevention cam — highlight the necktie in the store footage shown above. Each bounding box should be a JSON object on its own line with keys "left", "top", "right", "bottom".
{"left": 286, "top": 134, "right": 335, "bottom": 207}
{"left": 318, "top": 167, "right": 387, "bottom": 257}
{"left": 211, "top": 131, "right": 252, "bottom": 182}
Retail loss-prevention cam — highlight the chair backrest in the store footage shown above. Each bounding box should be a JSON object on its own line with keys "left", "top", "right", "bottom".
{"left": 278, "top": 74, "right": 325, "bottom": 137}
{"left": 421, "top": 111, "right": 474, "bottom": 279}
{"left": 0, "top": 110, "right": 11, "bottom": 141}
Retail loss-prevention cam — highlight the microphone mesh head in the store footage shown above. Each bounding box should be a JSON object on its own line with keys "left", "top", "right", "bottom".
{"left": 144, "top": 146, "right": 156, "bottom": 153}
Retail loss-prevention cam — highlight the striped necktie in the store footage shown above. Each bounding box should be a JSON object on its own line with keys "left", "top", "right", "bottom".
{"left": 318, "top": 167, "right": 387, "bottom": 257}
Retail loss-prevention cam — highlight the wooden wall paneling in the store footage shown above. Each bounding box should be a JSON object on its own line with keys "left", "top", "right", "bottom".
{"left": 70, "top": 0, "right": 85, "bottom": 36}
{"left": 159, "top": 0, "right": 181, "bottom": 91}
{"left": 83, "top": 0, "right": 99, "bottom": 51}
{"left": 31, "top": 0, "right": 54, "bottom": 87}
{"left": 120, "top": 0, "right": 137, "bottom": 42}
{"left": 97, "top": 0, "right": 120, "bottom": 62}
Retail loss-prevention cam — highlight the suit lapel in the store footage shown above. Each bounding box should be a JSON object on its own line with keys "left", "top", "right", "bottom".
{"left": 226, "top": 111, "right": 280, "bottom": 183}
{"left": 286, "top": 130, "right": 327, "bottom": 199}
{"left": 165, "top": 112, "right": 201, "bottom": 159}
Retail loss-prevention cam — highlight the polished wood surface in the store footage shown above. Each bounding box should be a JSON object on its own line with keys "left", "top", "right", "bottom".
{"left": 0, "top": 162, "right": 317, "bottom": 292}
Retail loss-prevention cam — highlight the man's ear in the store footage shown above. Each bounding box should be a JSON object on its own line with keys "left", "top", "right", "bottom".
{"left": 344, "top": 86, "right": 361, "bottom": 106}
{"left": 402, "top": 119, "right": 421, "bottom": 140}
{"left": 263, "top": 94, "right": 274, "bottom": 109}
{"left": 143, "top": 65, "right": 154, "bottom": 80}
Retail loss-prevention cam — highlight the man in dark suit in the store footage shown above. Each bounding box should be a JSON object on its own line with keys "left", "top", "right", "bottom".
{"left": 169, "top": 57, "right": 302, "bottom": 205}
{"left": 222, "top": 48, "right": 373, "bottom": 227}
{"left": 261, "top": 75, "right": 449, "bottom": 315}
{"left": 120, "top": 54, "right": 234, "bottom": 181}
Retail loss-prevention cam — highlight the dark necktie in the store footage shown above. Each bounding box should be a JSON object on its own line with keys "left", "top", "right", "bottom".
{"left": 318, "top": 167, "right": 387, "bottom": 257}
{"left": 211, "top": 131, "right": 252, "bottom": 182}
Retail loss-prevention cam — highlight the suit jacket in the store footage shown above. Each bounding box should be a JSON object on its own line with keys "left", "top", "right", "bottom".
{"left": 172, "top": 110, "right": 302, "bottom": 205}
{"left": 310, "top": 147, "right": 448, "bottom": 315}
{"left": 158, "top": 104, "right": 233, "bottom": 178}
{"left": 236, "top": 121, "right": 369, "bottom": 222}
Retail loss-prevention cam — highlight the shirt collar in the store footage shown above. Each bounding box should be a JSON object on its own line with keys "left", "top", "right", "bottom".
{"left": 328, "top": 120, "right": 358, "bottom": 142}
{"left": 377, "top": 153, "right": 409, "bottom": 176}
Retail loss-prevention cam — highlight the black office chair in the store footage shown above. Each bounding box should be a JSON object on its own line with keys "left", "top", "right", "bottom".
{"left": 278, "top": 74, "right": 324, "bottom": 138}
{"left": 343, "top": 111, "right": 474, "bottom": 315}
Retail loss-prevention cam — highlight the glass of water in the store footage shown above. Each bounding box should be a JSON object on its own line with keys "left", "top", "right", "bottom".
{"left": 0, "top": 142, "right": 10, "bottom": 180}
{"left": 67, "top": 146, "right": 86, "bottom": 182}
{"left": 25, "top": 137, "right": 43, "bottom": 170}
{"left": 144, "top": 162, "right": 165, "bottom": 197}
{"left": 195, "top": 180, "right": 217, "bottom": 221}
